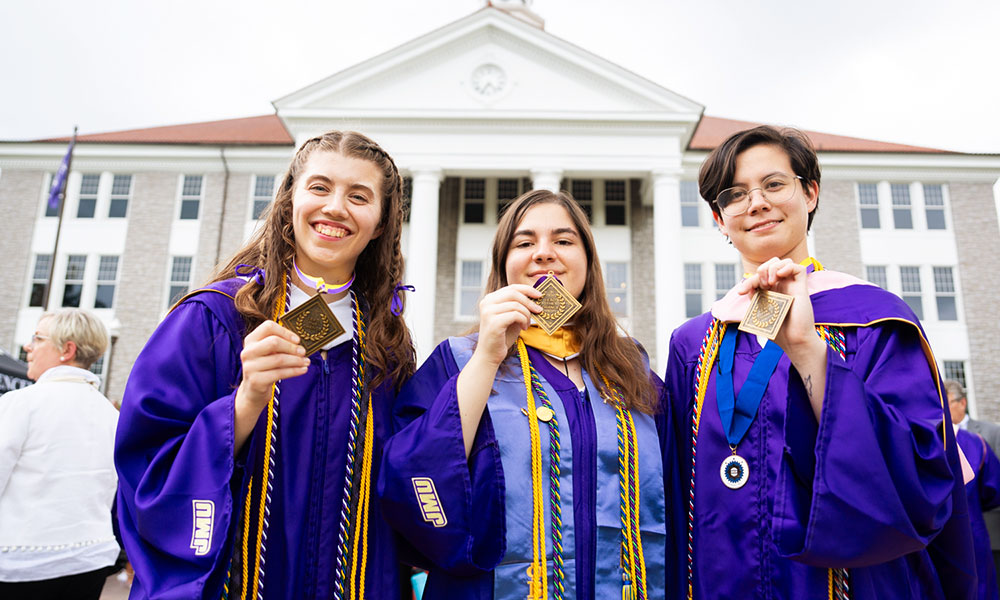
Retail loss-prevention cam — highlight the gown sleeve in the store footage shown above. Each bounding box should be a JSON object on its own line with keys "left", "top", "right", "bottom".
{"left": 376, "top": 340, "right": 506, "bottom": 576}
{"left": 773, "top": 319, "right": 963, "bottom": 568}
{"left": 114, "top": 299, "right": 245, "bottom": 599}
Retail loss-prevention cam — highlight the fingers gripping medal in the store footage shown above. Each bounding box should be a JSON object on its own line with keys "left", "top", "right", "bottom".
{"left": 532, "top": 270, "right": 582, "bottom": 335}
{"left": 738, "top": 289, "right": 794, "bottom": 340}
{"left": 279, "top": 262, "right": 350, "bottom": 355}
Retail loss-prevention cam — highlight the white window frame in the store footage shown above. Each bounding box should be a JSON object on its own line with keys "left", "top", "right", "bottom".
{"left": 179, "top": 175, "right": 204, "bottom": 220}
{"left": 108, "top": 174, "right": 132, "bottom": 218}
{"left": 251, "top": 174, "right": 277, "bottom": 221}
{"left": 167, "top": 256, "right": 194, "bottom": 307}
{"left": 94, "top": 255, "right": 120, "bottom": 310}
{"left": 456, "top": 259, "right": 485, "bottom": 320}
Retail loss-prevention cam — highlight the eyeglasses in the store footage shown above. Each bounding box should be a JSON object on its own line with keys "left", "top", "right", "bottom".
{"left": 27, "top": 334, "right": 50, "bottom": 347}
{"left": 715, "top": 175, "right": 804, "bottom": 217}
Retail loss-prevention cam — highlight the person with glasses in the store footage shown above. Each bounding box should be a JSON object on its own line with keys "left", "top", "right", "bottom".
{"left": 0, "top": 309, "right": 120, "bottom": 599}
{"left": 663, "top": 125, "right": 974, "bottom": 599}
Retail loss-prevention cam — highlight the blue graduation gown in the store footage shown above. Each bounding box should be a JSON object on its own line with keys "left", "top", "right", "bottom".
{"left": 377, "top": 336, "right": 673, "bottom": 600}
{"left": 114, "top": 279, "right": 401, "bottom": 600}
{"left": 958, "top": 428, "right": 1000, "bottom": 600}
{"left": 664, "top": 274, "right": 975, "bottom": 599}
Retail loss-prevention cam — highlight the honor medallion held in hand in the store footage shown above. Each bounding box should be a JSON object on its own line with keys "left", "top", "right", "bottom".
{"left": 279, "top": 293, "right": 345, "bottom": 355}
{"left": 738, "top": 289, "right": 793, "bottom": 340}
{"left": 533, "top": 271, "right": 582, "bottom": 335}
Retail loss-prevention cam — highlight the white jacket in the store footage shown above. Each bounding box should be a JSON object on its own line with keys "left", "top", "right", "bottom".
{"left": 0, "top": 365, "right": 119, "bottom": 581}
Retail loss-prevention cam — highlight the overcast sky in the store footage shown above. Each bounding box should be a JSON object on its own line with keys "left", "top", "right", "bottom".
{"left": 2, "top": 0, "right": 998, "bottom": 153}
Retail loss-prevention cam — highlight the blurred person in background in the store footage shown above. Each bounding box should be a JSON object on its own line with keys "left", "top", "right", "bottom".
{"left": 948, "top": 378, "right": 1000, "bottom": 598}
{"left": 0, "top": 309, "right": 119, "bottom": 599}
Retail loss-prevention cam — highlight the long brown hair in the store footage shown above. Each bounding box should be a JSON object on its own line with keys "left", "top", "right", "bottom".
{"left": 484, "top": 189, "right": 657, "bottom": 414}
{"left": 208, "top": 130, "right": 415, "bottom": 391}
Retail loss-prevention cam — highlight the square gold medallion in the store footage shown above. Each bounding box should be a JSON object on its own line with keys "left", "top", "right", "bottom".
{"left": 279, "top": 293, "right": 346, "bottom": 355}
{"left": 533, "top": 276, "right": 582, "bottom": 335}
{"left": 738, "top": 289, "right": 794, "bottom": 340}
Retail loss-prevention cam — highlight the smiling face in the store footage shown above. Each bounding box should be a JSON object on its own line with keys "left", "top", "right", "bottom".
{"left": 291, "top": 150, "right": 383, "bottom": 285}
{"left": 23, "top": 317, "right": 64, "bottom": 381}
{"left": 504, "top": 202, "right": 587, "bottom": 299}
{"left": 713, "top": 143, "right": 819, "bottom": 272}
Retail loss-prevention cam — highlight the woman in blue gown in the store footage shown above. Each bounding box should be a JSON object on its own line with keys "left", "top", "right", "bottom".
{"left": 379, "top": 189, "right": 673, "bottom": 600}
{"left": 115, "top": 131, "right": 415, "bottom": 599}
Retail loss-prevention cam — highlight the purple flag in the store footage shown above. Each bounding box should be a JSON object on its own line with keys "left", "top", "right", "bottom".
{"left": 47, "top": 139, "right": 75, "bottom": 212}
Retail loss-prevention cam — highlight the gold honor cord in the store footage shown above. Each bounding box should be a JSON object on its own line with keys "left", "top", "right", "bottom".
{"left": 517, "top": 338, "right": 549, "bottom": 600}
{"left": 348, "top": 396, "right": 375, "bottom": 600}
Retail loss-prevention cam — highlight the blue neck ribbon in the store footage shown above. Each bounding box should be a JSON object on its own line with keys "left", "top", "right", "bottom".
{"left": 716, "top": 326, "right": 784, "bottom": 448}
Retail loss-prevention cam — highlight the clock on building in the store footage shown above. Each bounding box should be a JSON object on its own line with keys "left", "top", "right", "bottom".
{"left": 470, "top": 63, "right": 507, "bottom": 97}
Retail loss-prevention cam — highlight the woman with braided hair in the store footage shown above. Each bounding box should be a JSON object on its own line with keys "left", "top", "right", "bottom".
{"left": 115, "top": 130, "right": 415, "bottom": 599}
{"left": 663, "top": 125, "right": 974, "bottom": 599}
{"left": 379, "top": 189, "right": 673, "bottom": 599}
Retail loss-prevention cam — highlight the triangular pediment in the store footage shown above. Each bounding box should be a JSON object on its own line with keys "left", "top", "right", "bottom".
{"left": 275, "top": 8, "right": 702, "bottom": 123}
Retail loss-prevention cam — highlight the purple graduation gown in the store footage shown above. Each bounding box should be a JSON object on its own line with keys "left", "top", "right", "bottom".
{"left": 664, "top": 271, "right": 975, "bottom": 599}
{"left": 114, "top": 279, "right": 401, "bottom": 599}
{"left": 957, "top": 428, "right": 1000, "bottom": 600}
{"left": 377, "top": 336, "right": 673, "bottom": 600}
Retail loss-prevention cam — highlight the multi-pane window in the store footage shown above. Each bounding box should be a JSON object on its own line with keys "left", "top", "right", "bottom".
{"left": 605, "top": 262, "right": 628, "bottom": 316}
{"left": 458, "top": 260, "right": 483, "bottom": 317}
{"left": 94, "top": 256, "right": 119, "bottom": 309}
{"left": 89, "top": 355, "right": 106, "bottom": 379}
{"left": 900, "top": 266, "right": 923, "bottom": 319}
{"left": 684, "top": 263, "right": 702, "bottom": 318}
{"left": 497, "top": 178, "right": 521, "bottom": 220}
{"left": 168, "top": 256, "right": 193, "bottom": 305}
{"left": 109, "top": 174, "right": 131, "bottom": 218}
{"left": 180, "top": 175, "right": 203, "bottom": 220}
{"left": 891, "top": 184, "right": 912, "bottom": 229}
{"left": 77, "top": 174, "right": 100, "bottom": 219}
{"left": 29, "top": 254, "right": 52, "bottom": 307}
{"left": 715, "top": 264, "right": 736, "bottom": 300}
{"left": 858, "top": 183, "right": 880, "bottom": 229}
{"left": 571, "top": 180, "right": 593, "bottom": 222}
{"left": 924, "top": 184, "right": 946, "bottom": 230}
{"left": 604, "top": 180, "right": 627, "bottom": 226}
{"left": 62, "top": 255, "right": 87, "bottom": 307}
{"left": 943, "top": 361, "right": 967, "bottom": 389}
{"left": 680, "top": 181, "right": 701, "bottom": 227}
{"left": 933, "top": 267, "right": 957, "bottom": 321}
{"left": 462, "top": 178, "right": 486, "bottom": 224}
{"left": 252, "top": 175, "right": 275, "bottom": 220}
{"left": 866, "top": 265, "right": 888, "bottom": 289}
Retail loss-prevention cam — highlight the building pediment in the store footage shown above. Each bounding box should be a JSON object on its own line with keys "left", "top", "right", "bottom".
{"left": 274, "top": 8, "right": 703, "bottom": 139}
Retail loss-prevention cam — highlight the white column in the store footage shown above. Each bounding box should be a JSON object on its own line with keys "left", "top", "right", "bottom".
{"left": 652, "top": 169, "right": 684, "bottom": 372}
{"left": 531, "top": 168, "right": 563, "bottom": 192}
{"left": 406, "top": 167, "right": 444, "bottom": 364}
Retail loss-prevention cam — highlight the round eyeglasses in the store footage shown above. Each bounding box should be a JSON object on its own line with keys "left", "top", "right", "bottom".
{"left": 715, "top": 175, "right": 804, "bottom": 217}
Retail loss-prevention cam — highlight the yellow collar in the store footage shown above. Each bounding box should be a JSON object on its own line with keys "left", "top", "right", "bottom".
{"left": 518, "top": 326, "right": 581, "bottom": 359}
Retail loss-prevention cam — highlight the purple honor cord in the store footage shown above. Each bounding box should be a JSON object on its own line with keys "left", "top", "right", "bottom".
{"left": 293, "top": 260, "right": 355, "bottom": 294}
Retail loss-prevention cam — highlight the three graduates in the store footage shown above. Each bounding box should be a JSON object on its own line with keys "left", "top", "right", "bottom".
{"left": 114, "top": 125, "right": 972, "bottom": 599}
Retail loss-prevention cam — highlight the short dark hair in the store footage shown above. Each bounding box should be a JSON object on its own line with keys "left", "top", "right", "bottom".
{"left": 698, "top": 125, "right": 822, "bottom": 229}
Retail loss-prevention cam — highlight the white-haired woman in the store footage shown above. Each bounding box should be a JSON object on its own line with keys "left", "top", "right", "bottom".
{"left": 0, "top": 309, "right": 119, "bottom": 599}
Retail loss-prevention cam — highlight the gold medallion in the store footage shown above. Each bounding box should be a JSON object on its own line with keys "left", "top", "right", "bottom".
{"left": 738, "top": 289, "right": 793, "bottom": 340}
{"left": 535, "top": 406, "right": 555, "bottom": 423}
{"left": 533, "top": 273, "right": 582, "bottom": 335}
{"left": 279, "top": 292, "right": 345, "bottom": 355}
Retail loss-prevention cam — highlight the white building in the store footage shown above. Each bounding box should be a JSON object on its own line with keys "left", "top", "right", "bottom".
{"left": 2, "top": 3, "right": 999, "bottom": 417}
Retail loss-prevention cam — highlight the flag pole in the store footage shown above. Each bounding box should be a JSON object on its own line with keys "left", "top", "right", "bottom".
{"left": 42, "top": 126, "right": 77, "bottom": 310}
